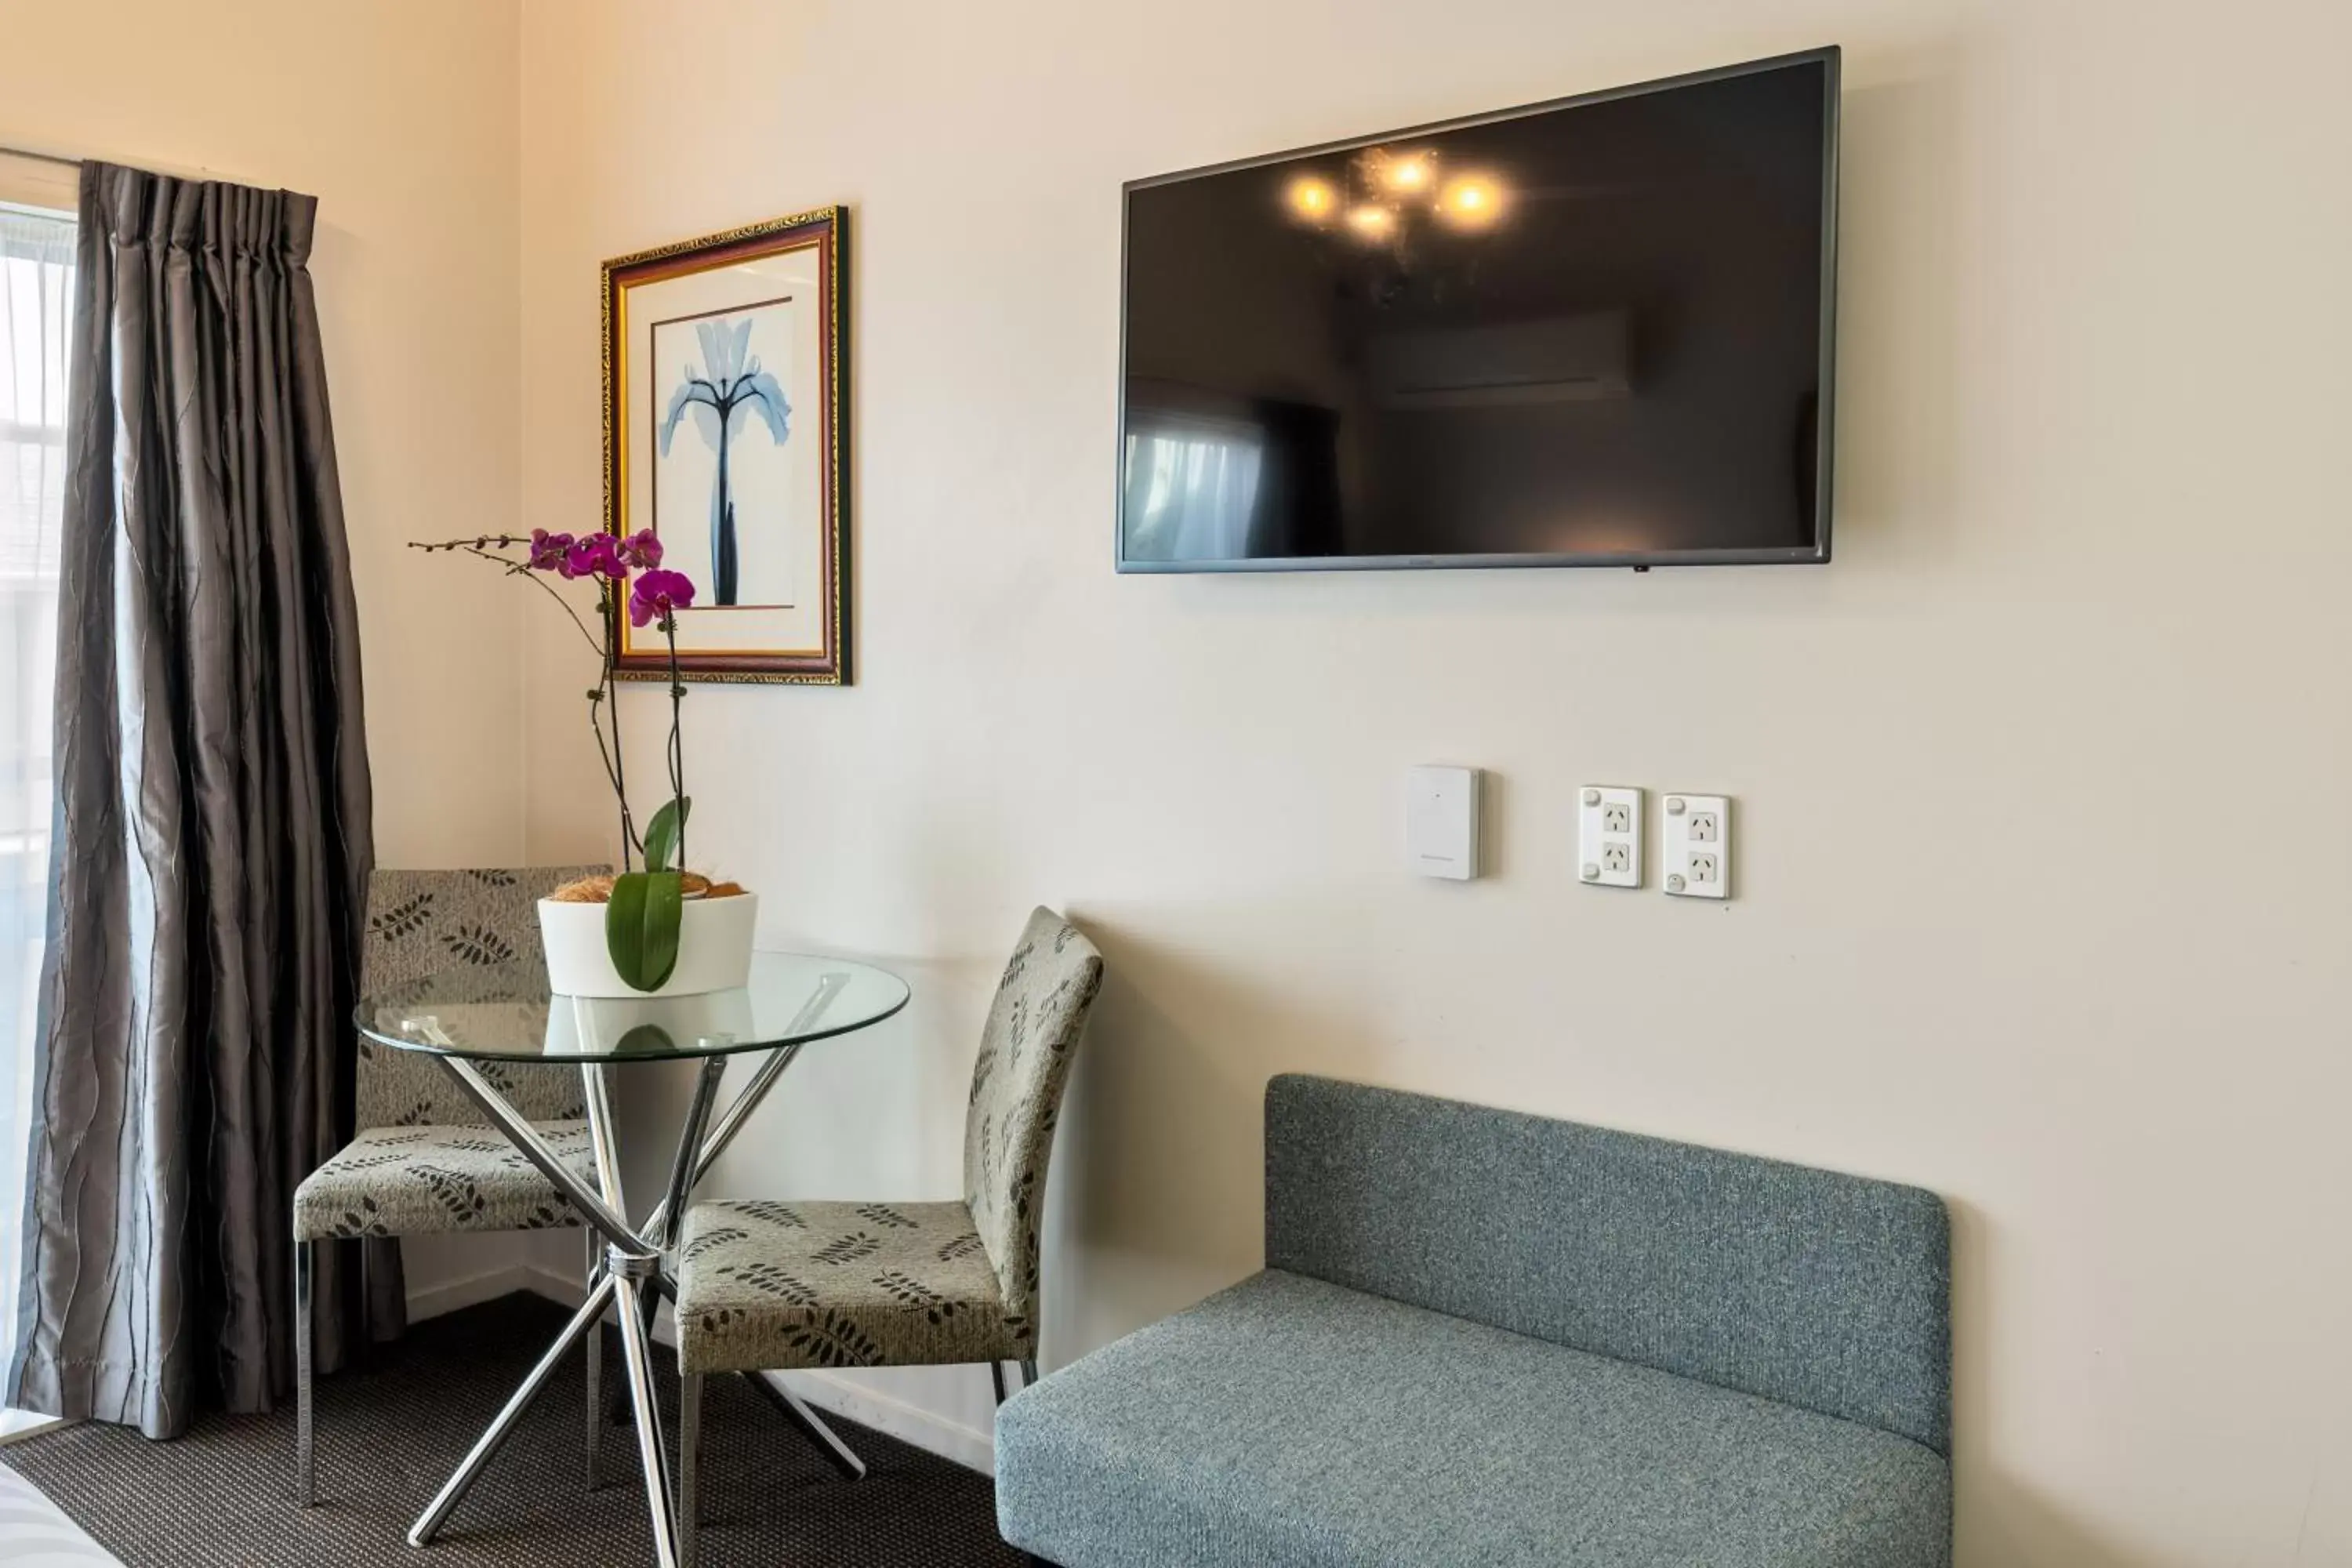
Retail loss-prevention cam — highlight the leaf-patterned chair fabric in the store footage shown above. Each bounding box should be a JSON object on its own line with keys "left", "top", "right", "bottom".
{"left": 674, "top": 907, "right": 1105, "bottom": 1375}
{"left": 291, "top": 866, "right": 608, "bottom": 1243}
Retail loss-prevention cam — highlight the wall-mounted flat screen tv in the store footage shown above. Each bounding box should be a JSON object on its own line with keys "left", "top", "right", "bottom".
{"left": 1118, "top": 48, "right": 1838, "bottom": 572}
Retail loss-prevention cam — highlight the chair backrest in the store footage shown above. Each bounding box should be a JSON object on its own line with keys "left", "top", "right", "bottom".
{"left": 962, "top": 908, "right": 1105, "bottom": 1338}
{"left": 355, "top": 866, "right": 608, "bottom": 1130}
{"left": 1263, "top": 1075, "right": 1952, "bottom": 1455}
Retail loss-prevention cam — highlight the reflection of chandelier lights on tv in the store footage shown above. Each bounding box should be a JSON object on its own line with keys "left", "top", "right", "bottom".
{"left": 1282, "top": 145, "right": 1508, "bottom": 244}
{"left": 1285, "top": 175, "right": 1338, "bottom": 223}
{"left": 1437, "top": 173, "right": 1505, "bottom": 229}
{"left": 1372, "top": 148, "right": 1436, "bottom": 194}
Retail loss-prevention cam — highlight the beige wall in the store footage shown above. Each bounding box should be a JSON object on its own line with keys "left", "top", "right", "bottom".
{"left": 0, "top": 0, "right": 528, "bottom": 869}
{"left": 517, "top": 3, "right": 2352, "bottom": 1563}
{"left": 23, "top": 0, "right": 2351, "bottom": 1561}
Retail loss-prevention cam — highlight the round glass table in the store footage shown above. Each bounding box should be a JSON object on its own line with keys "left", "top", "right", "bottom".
{"left": 353, "top": 952, "right": 909, "bottom": 1566}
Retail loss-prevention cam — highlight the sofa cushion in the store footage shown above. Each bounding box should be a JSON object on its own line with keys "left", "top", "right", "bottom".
{"left": 1265, "top": 1076, "right": 1951, "bottom": 1454}
{"left": 996, "top": 1270, "right": 1950, "bottom": 1568}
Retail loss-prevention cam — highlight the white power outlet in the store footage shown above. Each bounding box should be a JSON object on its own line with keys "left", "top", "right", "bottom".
{"left": 1578, "top": 786, "right": 1642, "bottom": 889}
{"left": 1661, "top": 794, "right": 1730, "bottom": 899}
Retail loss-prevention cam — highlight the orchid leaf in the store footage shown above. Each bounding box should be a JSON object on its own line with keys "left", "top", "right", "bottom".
{"left": 641, "top": 796, "right": 691, "bottom": 873}
{"left": 615, "top": 1023, "right": 677, "bottom": 1054}
{"left": 604, "top": 870, "right": 683, "bottom": 992}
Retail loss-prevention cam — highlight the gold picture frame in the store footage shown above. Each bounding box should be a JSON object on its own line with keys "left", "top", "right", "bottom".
{"left": 601, "top": 206, "right": 850, "bottom": 684}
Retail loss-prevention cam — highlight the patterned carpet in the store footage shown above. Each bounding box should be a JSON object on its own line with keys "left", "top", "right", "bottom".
{"left": 2, "top": 1292, "right": 1028, "bottom": 1566}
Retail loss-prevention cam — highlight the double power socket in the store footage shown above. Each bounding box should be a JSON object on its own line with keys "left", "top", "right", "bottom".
{"left": 1577, "top": 786, "right": 1731, "bottom": 899}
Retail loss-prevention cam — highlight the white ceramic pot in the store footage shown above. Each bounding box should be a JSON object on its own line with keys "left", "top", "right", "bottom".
{"left": 538, "top": 893, "right": 759, "bottom": 998}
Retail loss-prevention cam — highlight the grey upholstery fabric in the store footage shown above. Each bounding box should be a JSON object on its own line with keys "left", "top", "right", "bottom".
{"left": 962, "top": 909, "right": 1105, "bottom": 1329}
{"left": 996, "top": 1270, "right": 1951, "bottom": 1568}
{"left": 315, "top": 865, "right": 603, "bottom": 1340}
{"left": 13, "top": 164, "right": 373, "bottom": 1439}
{"left": 292, "top": 1122, "right": 595, "bottom": 1243}
{"left": 351, "top": 867, "right": 604, "bottom": 1130}
{"left": 673, "top": 907, "right": 1103, "bottom": 1379}
{"left": 1264, "top": 1075, "right": 1952, "bottom": 1454}
{"left": 675, "top": 1200, "right": 1025, "bottom": 1374}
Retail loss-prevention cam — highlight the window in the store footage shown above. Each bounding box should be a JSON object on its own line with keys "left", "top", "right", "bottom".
{"left": 0, "top": 172, "right": 72, "bottom": 1434}
{"left": 1121, "top": 414, "right": 1266, "bottom": 564}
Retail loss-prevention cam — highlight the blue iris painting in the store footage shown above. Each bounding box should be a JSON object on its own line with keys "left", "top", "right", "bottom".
{"left": 659, "top": 315, "right": 790, "bottom": 606}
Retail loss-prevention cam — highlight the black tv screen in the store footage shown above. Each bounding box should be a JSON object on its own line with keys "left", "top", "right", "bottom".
{"left": 1117, "top": 49, "right": 1838, "bottom": 572}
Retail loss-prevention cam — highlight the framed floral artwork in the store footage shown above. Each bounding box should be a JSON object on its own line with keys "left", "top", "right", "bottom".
{"left": 601, "top": 206, "right": 851, "bottom": 684}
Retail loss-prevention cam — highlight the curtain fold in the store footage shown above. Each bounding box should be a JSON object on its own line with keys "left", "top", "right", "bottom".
{"left": 7, "top": 162, "right": 372, "bottom": 1438}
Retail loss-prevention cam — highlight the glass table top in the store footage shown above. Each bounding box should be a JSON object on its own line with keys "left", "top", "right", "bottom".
{"left": 355, "top": 951, "right": 910, "bottom": 1062}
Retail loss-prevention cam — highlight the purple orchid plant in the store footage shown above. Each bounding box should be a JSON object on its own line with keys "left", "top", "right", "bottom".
{"left": 413, "top": 527, "right": 699, "bottom": 990}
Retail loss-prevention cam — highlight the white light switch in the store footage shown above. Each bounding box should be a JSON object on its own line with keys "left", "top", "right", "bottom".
{"left": 1406, "top": 765, "right": 1480, "bottom": 880}
{"left": 1661, "top": 793, "right": 1731, "bottom": 898}
{"left": 1577, "top": 786, "right": 1643, "bottom": 888}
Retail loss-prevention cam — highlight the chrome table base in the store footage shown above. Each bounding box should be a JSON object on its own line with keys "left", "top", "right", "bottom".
{"left": 405, "top": 984, "right": 862, "bottom": 1565}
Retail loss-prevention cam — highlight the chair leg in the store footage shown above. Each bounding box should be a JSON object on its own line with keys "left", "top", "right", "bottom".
{"left": 990, "top": 1361, "right": 1009, "bottom": 1407}
{"left": 583, "top": 1229, "right": 603, "bottom": 1490}
{"left": 678, "top": 1372, "right": 702, "bottom": 1568}
{"left": 1021, "top": 1357, "right": 1040, "bottom": 1389}
{"left": 739, "top": 1370, "right": 866, "bottom": 1480}
{"left": 295, "top": 1239, "right": 316, "bottom": 1506}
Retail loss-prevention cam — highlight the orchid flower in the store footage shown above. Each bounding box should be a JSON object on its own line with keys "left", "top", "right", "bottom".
{"left": 528, "top": 528, "right": 574, "bottom": 572}
{"left": 628, "top": 568, "right": 696, "bottom": 628}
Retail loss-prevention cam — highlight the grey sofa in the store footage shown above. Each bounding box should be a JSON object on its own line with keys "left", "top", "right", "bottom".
{"left": 995, "top": 1076, "right": 1951, "bottom": 1567}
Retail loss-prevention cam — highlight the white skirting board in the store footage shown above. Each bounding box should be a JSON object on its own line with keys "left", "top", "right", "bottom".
{"left": 405, "top": 1257, "right": 561, "bottom": 1326}
{"left": 424, "top": 1261, "right": 1002, "bottom": 1475}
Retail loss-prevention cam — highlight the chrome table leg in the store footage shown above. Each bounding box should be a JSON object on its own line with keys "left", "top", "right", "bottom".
{"left": 404, "top": 978, "right": 857, "bottom": 1561}
{"left": 585, "top": 1229, "right": 604, "bottom": 1489}
{"left": 408, "top": 1274, "right": 619, "bottom": 1546}
{"left": 737, "top": 1370, "right": 867, "bottom": 1481}
{"left": 656, "top": 1058, "right": 728, "bottom": 1250}
{"left": 613, "top": 1268, "right": 679, "bottom": 1568}
{"left": 406, "top": 1058, "right": 656, "bottom": 1551}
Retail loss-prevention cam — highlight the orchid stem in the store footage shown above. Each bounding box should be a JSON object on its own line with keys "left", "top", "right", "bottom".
{"left": 665, "top": 619, "right": 686, "bottom": 871}
{"left": 603, "top": 583, "right": 637, "bottom": 873}
{"left": 408, "top": 534, "right": 659, "bottom": 876}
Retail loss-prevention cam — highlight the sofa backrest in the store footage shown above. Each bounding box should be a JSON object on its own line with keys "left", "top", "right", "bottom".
{"left": 1263, "top": 1075, "right": 1951, "bottom": 1455}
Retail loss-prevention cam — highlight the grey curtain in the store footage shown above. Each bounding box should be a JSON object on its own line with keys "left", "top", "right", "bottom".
{"left": 7, "top": 163, "right": 374, "bottom": 1439}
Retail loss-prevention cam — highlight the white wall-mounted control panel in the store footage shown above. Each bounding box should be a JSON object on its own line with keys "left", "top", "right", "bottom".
{"left": 1577, "top": 785, "right": 1643, "bottom": 888}
{"left": 1406, "top": 765, "right": 1481, "bottom": 880}
{"left": 1661, "top": 793, "right": 1731, "bottom": 898}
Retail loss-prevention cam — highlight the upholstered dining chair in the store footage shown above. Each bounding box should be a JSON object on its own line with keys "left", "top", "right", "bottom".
{"left": 292, "top": 864, "right": 608, "bottom": 1505}
{"left": 669, "top": 906, "right": 1105, "bottom": 1566}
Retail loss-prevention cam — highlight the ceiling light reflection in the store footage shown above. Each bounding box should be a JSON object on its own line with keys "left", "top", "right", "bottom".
{"left": 1285, "top": 176, "right": 1338, "bottom": 223}
{"left": 1437, "top": 173, "right": 1507, "bottom": 229}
